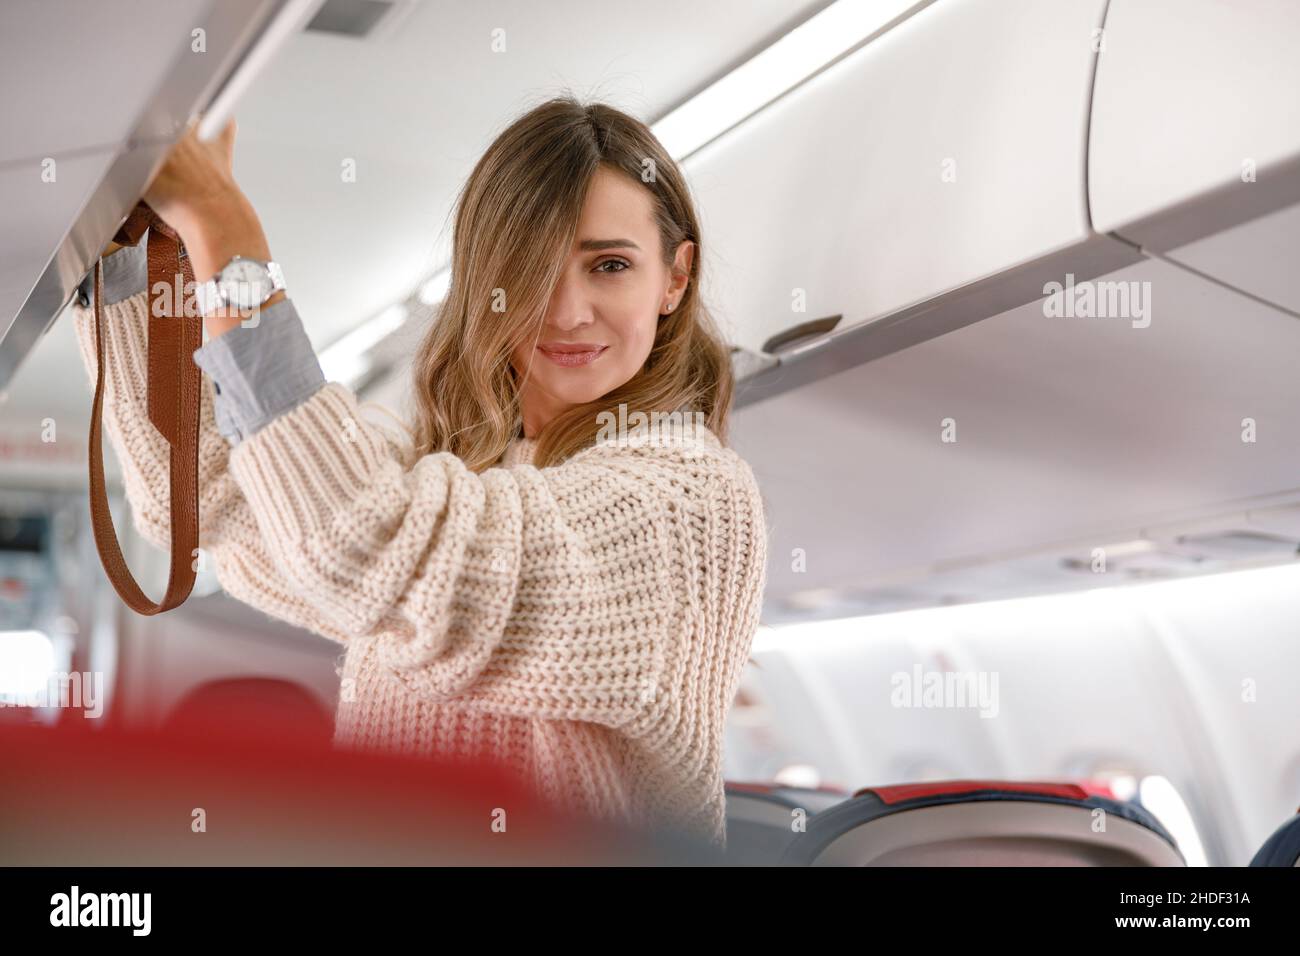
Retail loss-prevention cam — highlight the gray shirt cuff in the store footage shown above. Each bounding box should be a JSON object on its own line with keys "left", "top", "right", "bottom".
{"left": 77, "top": 237, "right": 148, "bottom": 306}
{"left": 192, "top": 297, "right": 327, "bottom": 447}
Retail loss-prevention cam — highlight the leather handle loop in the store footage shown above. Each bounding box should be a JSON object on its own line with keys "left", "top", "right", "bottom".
{"left": 112, "top": 203, "right": 155, "bottom": 247}
{"left": 87, "top": 201, "right": 202, "bottom": 615}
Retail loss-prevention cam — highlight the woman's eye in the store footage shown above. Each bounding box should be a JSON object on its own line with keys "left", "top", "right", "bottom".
{"left": 596, "top": 259, "right": 629, "bottom": 274}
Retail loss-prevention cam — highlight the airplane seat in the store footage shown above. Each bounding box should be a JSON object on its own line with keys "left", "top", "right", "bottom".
{"left": 724, "top": 781, "right": 848, "bottom": 865}
{"left": 0, "top": 718, "right": 726, "bottom": 864}
{"left": 1249, "top": 810, "right": 1300, "bottom": 866}
{"left": 164, "top": 677, "right": 335, "bottom": 747}
{"left": 778, "top": 780, "right": 1186, "bottom": 866}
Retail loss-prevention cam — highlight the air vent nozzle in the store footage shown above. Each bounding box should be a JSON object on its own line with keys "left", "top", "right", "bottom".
{"left": 305, "top": 0, "right": 398, "bottom": 38}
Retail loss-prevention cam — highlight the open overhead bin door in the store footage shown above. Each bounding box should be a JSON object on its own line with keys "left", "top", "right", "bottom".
{"left": 0, "top": 0, "right": 320, "bottom": 391}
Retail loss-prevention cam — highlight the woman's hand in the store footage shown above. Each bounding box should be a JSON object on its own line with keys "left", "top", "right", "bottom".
{"left": 143, "top": 116, "right": 242, "bottom": 234}
{"left": 130, "top": 114, "right": 281, "bottom": 339}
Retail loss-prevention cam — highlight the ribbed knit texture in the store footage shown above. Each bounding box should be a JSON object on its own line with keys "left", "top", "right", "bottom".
{"left": 71, "top": 289, "right": 769, "bottom": 848}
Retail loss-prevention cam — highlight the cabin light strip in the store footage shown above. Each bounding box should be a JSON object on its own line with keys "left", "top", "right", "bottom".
{"left": 754, "top": 559, "right": 1300, "bottom": 650}
{"left": 651, "top": 0, "right": 924, "bottom": 159}
{"left": 332, "top": 0, "right": 926, "bottom": 386}
{"left": 319, "top": 274, "right": 447, "bottom": 385}
{"left": 318, "top": 304, "right": 408, "bottom": 384}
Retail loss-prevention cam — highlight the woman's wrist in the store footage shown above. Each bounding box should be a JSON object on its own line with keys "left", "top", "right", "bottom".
{"left": 178, "top": 191, "right": 269, "bottom": 281}
{"left": 176, "top": 190, "right": 280, "bottom": 339}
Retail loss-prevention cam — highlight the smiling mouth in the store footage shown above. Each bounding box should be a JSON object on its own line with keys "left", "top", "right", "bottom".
{"left": 537, "top": 345, "right": 608, "bottom": 367}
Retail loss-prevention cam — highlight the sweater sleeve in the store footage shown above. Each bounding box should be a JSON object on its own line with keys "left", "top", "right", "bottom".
{"left": 225, "top": 383, "right": 768, "bottom": 734}
{"left": 69, "top": 286, "right": 410, "bottom": 643}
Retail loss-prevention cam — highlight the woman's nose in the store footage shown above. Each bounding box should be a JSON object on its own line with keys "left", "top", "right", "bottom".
{"left": 546, "top": 283, "right": 595, "bottom": 332}
{"left": 549, "top": 311, "right": 594, "bottom": 333}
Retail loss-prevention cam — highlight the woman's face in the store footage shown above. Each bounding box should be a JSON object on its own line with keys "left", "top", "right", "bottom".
{"left": 510, "top": 164, "right": 693, "bottom": 438}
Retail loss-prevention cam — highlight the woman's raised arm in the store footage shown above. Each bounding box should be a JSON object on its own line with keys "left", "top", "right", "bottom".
{"left": 70, "top": 262, "right": 404, "bottom": 644}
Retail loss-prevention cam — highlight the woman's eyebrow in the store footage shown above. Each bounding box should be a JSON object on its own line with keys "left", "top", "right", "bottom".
{"left": 578, "top": 238, "right": 641, "bottom": 252}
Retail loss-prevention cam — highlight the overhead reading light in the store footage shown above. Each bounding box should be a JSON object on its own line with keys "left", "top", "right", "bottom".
{"left": 651, "top": 0, "right": 927, "bottom": 159}
{"left": 1062, "top": 542, "right": 1207, "bottom": 578}
{"left": 303, "top": 0, "right": 424, "bottom": 40}
{"left": 304, "top": 0, "right": 398, "bottom": 37}
{"left": 1174, "top": 530, "right": 1300, "bottom": 559}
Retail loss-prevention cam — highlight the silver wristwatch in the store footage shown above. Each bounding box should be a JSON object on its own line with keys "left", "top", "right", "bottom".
{"left": 195, "top": 255, "right": 285, "bottom": 313}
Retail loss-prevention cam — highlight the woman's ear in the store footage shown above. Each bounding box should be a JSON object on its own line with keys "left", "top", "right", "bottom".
{"left": 673, "top": 240, "right": 695, "bottom": 285}
{"left": 663, "top": 240, "right": 694, "bottom": 311}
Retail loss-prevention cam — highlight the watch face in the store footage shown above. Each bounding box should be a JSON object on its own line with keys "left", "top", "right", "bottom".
{"left": 218, "top": 258, "right": 271, "bottom": 309}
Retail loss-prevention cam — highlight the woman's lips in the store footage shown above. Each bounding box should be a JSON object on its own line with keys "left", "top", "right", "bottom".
{"left": 537, "top": 345, "right": 608, "bottom": 367}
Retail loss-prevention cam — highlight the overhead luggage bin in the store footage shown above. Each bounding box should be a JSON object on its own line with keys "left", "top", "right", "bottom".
{"left": 686, "top": 0, "right": 1134, "bottom": 387}
{"left": 725, "top": 0, "right": 1300, "bottom": 621}
{"left": 1088, "top": 0, "right": 1300, "bottom": 254}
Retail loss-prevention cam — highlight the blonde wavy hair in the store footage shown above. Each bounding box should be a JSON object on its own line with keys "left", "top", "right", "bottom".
{"left": 405, "top": 94, "right": 734, "bottom": 472}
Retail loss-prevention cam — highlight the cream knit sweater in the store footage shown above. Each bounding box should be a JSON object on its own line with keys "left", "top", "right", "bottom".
{"left": 71, "top": 289, "right": 768, "bottom": 849}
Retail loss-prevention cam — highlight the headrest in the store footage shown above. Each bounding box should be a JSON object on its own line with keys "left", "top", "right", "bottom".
{"left": 781, "top": 778, "right": 1183, "bottom": 866}
{"left": 1250, "top": 811, "right": 1300, "bottom": 866}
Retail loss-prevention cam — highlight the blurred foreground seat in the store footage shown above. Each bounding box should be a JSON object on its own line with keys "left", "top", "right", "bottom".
{"left": 163, "top": 677, "right": 335, "bottom": 745}
{"left": 0, "top": 715, "right": 722, "bottom": 866}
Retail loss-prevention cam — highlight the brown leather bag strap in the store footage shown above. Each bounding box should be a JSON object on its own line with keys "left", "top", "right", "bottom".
{"left": 87, "top": 201, "right": 203, "bottom": 614}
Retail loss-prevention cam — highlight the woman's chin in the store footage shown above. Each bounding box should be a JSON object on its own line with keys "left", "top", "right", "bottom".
{"left": 540, "top": 378, "right": 612, "bottom": 409}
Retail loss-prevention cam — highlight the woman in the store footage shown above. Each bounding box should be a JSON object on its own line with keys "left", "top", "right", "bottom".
{"left": 72, "top": 96, "right": 768, "bottom": 849}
